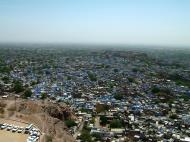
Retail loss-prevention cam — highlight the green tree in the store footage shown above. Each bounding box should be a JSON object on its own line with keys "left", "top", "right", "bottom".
{"left": 13, "top": 81, "right": 24, "bottom": 93}
{"left": 110, "top": 119, "right": 122, "bottom": 128}
{"left": 2, "top": 76, "right": 10, "bottom": 84}
{"left": 132, "top": 68, "right": 138, "bottom": 72}
{"left": 65, "top": 120, "right": 77, "bottom": 128}
{"left": 41, "top": 93, "right": 47, "bottom": 100}
{"left": 169, "top": 114, "right": 178, "bottom": 119}
{"left": 114, "top": 93, "right": 123, "bottom": 100}
{"left": 151, "top": 87, "right": 160, "bottom": 94}
{"left": 67, "top": 76, "right": 71, "bottom": 80}
{"left": 23, "top": 89, "right": 32, "bottom": 98}
{"left": 127, "top": 77, "right": 134, "bottom": 83}
{"left": 0, "top": 66, "right": 11, "bottom": 73}
{"left": 31, "top": 81, "right": 37, "bottom": 86}
{"left": 88, "top": 71, "right": 97, "bottom": 81}
{"left": 92, "top": 133, "right": 101, "bottom": 141}
{"left": 100, "top": 115, "right": 108, "bottom": 126}
{"left": 80, "top": 130, "right": 92, "bottom": 142}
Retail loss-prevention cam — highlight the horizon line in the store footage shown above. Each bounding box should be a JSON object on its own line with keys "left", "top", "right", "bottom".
{"left": 0, "top": 42, "right": 190, "bottom": 49}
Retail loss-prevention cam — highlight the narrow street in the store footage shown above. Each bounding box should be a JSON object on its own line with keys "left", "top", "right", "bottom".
{"left": 73, "top": 118, "right": 85, "bottom": 139}
{"left": 94, "top": 116, "right": 100, "bottom": 128}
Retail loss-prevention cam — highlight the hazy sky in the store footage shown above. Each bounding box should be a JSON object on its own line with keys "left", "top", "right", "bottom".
{"left": 0, "top": 0, "right": 190, "bottom": 46}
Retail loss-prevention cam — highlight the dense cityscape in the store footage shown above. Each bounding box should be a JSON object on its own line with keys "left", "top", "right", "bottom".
{"left": 0, "top": 45, "right": 190, "bottom": 142}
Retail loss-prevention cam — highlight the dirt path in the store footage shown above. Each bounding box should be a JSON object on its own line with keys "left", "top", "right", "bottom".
{"left": 95, "top": 116, "right": 100, "bottom": 128}
{"left": 73, "top": 118, "right": 85, "bottom": 139}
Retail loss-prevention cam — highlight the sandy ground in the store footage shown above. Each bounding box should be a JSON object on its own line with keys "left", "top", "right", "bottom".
{"left": 0, "top": 119, "right": 29, "bottom": 142}
{"left": 0, "top": 130, "right": 28, "bottom": 142}
{"left": 0, "top": 118, "right": 42, "bottom": 142}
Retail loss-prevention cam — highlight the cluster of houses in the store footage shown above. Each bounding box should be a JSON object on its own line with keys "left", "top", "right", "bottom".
{"left": 71, "top": 86, "right": 190, "bottom": 141}
{"left": 0, "top": 49, "right": 190, "bottom": 141}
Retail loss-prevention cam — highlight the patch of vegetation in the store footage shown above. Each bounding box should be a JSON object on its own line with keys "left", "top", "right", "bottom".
{"left": 108, "top": 82, "right": 115, "bottom": 89}
{"left": 80, "top": 123, "right": 92, "bottom": 142}
{"left": 127, "top": 77, "right": 135, "bottom": 83}
{"left": 114, "top": 93, "right": 124, "bottom": 100}
{"left": 156, "top": 90, "right": 174, "bottom": 103}
{"left": 67, "top": 76, "right": 71, "bottom": 80}
{"left": 100, "top": 115, "right": 108, "bottom": 126}
{"left": 41, "top": 93, "right": 48, "bottom": 100}
{"left": 179, "top": 94, "right": 190, "bottom": 101}
{"left": 156, "top": 88, "right": 172, "bottom": 96}
{"left": 153, "top": 87, "right": 173, "bottom": 103}
{"left": 31, "top": 81, "right": 37, "bottom": 86}
{"left": 23, "top": 89, "right": 32, "bottom": 99}
{"left": 175, "top": 80, "right": 190, "bottom": 88}
{"left": 91, "top": 133, "right": 101, "bottom": 141}
{"left": 13, "top": 81, "right": 24, "bottom": 93}
{"left": 132, "top": 68, "right": 138, "bottom": 72}
{"left": 151, "top": 87, "right": 160, "bottom": 94}
{"left": 169, "top": 114, "right": 178, "bottom": 119}
{"left": 2, "top": 76, "right": 10, "bottom": 84}
{"left": 45, "top": 135, "right": 53, "bottom": 142}
{"left": 80, "top": 130, "right": 92, "bottom": 142}
{"left": 90, "top": 117, "right": 95, "bottom": 124}
{"left": 65, "top": 120, "right": 77, "bottom": 128}
{"left": 169, "top": 73, "right": 190, "bottom": 88}
{"left": 0, "top": 66, "right": 11, "bottom": 73}
{"left": 110, "top": 119, "right": 123, "bottom": 128}
{"left": 87, "top": 71, "right": 97, "bottom": 81}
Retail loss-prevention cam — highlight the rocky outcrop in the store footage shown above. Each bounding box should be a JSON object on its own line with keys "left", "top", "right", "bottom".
{"left": 15, "top": 100, "right": 75, "bottom": 142}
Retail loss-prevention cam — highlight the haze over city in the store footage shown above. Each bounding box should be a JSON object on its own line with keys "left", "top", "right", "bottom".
{"left": 0, "top": 0, "right": 190, "bottom": 47}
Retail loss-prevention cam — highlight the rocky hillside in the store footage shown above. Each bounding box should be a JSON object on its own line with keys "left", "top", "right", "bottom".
{"left": 1, "top": 99, "right": 75, "bottom": 142}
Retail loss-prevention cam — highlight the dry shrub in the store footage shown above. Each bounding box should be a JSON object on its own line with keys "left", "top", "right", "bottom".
{"left": 16, "top": 114, "right": 23, "bottom": 118}
{"left": 45, "top": 134, "right": 53, "bottom": 142}
{"left": 0, "top": 102, "right": 7, "bottom": 107}
{"left": 8, "top": 111, "right": 14, "bottom": 117}
{"left": 0, "top": 107, "right": 4, "bottom": 114}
